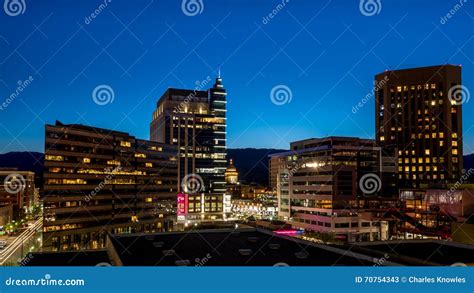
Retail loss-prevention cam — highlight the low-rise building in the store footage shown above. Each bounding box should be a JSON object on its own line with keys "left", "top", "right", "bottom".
{"left": 271, "top": 136, "right": 396, "bottom": 242}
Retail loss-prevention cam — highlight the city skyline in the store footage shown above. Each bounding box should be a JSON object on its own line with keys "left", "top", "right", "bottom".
{"left": 0, "top": 0, "right": 473, "bottom": 153}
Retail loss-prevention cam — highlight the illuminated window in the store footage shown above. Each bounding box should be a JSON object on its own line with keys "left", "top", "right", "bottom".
{"left": 145, "top": 197, "right": 153, "bottom": 203}
{"left": 452, "top": 141, "right": 458, "bottom": 147}
{"left": 439, "top": 132, "right": 444, "bottom": 138}
{"left": 120, "top": 141, "right": 131, "bottom": 147}
{"left": 146, "top": 163, "right": 153, "bottom": 167}
{"left": 453, "top": 149, "right": 458, "bottom": 155}
{"left": 135, "top": 153, "right": 147, "bottom": 158}
{"left": 425, "top": 150, "right": 430, "bottom": 155}
{"left": 83, "top": 158, "right": 91, "bottom": 163}
{"left": 45, "top": 155, "right": 64, "bottom": 161}
{"left": 107, "top": 160, "right": 121, "bottom": 166}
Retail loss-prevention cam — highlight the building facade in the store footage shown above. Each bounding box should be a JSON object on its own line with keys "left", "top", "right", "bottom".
{"left": 271, "top": 137, "right": 396, "bottom": 242}
{"left": 375, "top": 65, "right": 463, "bottom": 188}
{"left": 269, "top": 156, "right": 279, "bottom": 190}
{"left": 150, "top": 74, "right": 228, "bottom": 222}
{"left": 0, "top": 170, "right": 36, "bottom": 222}
{"left": 43, "top": 122, "right": 178, "bottom": 251}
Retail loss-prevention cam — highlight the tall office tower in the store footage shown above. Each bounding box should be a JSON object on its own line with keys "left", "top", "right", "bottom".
{"left": 271, "top": 137, "right": 396, "bottom": 242}
{"left": 375, "top": 65, "right": 463, "bottom": 188}
{"left": 43, "top": 121, "right": 178, "bottom": 251}
{"left": 150, "top": 74, "right": 228, "bottom": 222}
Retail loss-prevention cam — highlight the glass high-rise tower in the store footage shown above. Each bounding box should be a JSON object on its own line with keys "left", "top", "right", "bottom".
{"left": 150, "top": 74, "right": 228, "bottom": 222}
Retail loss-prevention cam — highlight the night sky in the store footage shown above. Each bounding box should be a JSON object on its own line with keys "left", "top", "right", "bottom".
{"left": 0, "top": 0, "right": 472, "bottom": 153}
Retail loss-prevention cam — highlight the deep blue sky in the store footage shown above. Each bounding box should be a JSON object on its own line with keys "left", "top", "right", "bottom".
{"left": 0, "top": 0, "right": 473, "bottom": 154}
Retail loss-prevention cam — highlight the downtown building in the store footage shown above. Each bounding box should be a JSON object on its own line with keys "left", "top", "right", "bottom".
{"left": 0, "top": 170, "right": 37, "bottom": 225}
{"left": 43, "top": 121, "right": 178, "bottom": 251}
{"left": 271, "top": 137, "right": 397, "bottom": 242}
{"left": 150, "top": 74, "right": 229, "bottom": 223}
{"left": 375, "top": 65, "right": 463, "bottom": 188}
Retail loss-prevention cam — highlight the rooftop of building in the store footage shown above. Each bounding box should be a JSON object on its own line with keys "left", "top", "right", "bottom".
{"left": 47, "top": 120, "right": 130, "bottom": 137}
{"left": 47, "top": 121, "right": 175, "bottom": 148}
{"left": 375, "top": 64, "right": 462, "bottom": 78}
{"left": 25, "top": 250, "right": 111, "bottom": 266}
{"left": 351, "top": 239, "right": 474, "bottom": 266}
{"left": 269, "top": 136, "right": 377, "bottom": 157}
{"left": 155, "top": 75, "right": 224, "bottom": 107}
{"left": 26, "top": 228, "right": 387, "bottom": 266}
